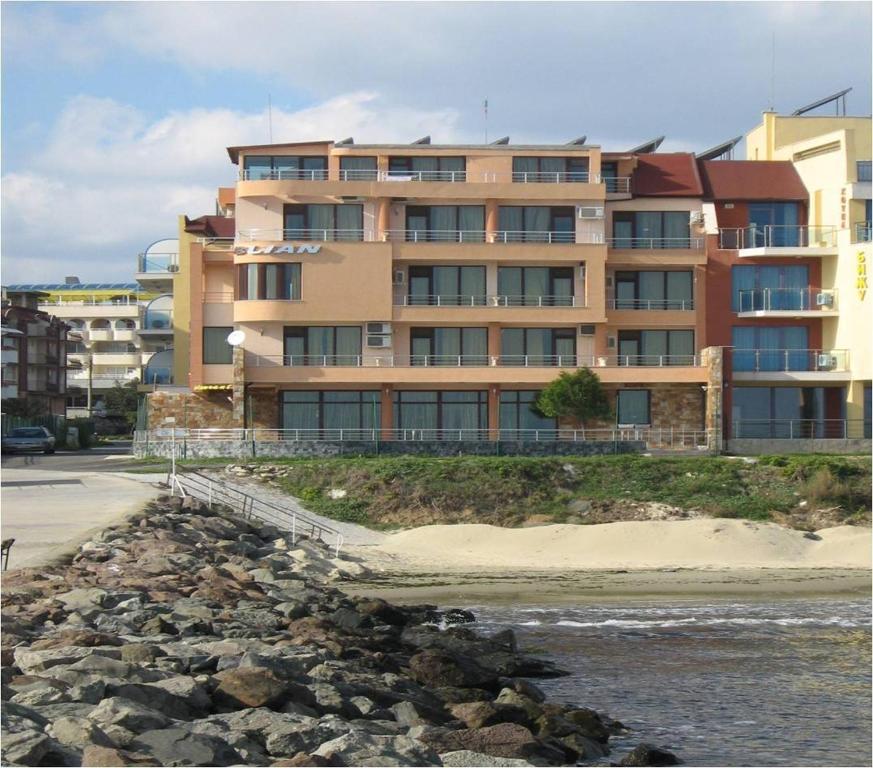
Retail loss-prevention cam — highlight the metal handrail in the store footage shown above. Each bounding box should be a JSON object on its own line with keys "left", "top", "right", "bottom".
{"left": 394, "top": 294, "right": 580, "bottom": 307}
{"left": 387, "top": 229, "right": 487, "bottom": 243}
{"left": 242, "top": 169, "right": 329, "bottom": 181}
{"left": 718, "top": 225, "right": 837, "bottom": 249}
{"left": 604, "top": 177, "right": 632, "bottom": 194}
{"left": 607, "top": 237, "right": 704, "bottom": 249}
{"left": 855, "top": 222, "right": 872, "bottom": 243}
{"left": 137, "top": 253, "right": 179, "bottom": 273}
{"left": 493, "top": 231, "right": 578, "bottom": 244}
{"left": 239, "top": 168, "right": 628, "bottom": 186}
{"left": 736, "top": 288, "right": 837, "bottom": 313}
{"left": 732, "top": 419, "right": 869, "bottom": 440}
{"left": 608, "top": 298, "right": 694, "bottom": 310}
{"left": 248, "top": 353, "right": 702, "bottom": 368}
{"left": 236, "top": 228, "right": 367, "bottom": 242}
{"left": 169, "top": 468, "right": 343, "bottom": 557}
{"left": 731, "top": 348, "right": 850, "bottom": 372}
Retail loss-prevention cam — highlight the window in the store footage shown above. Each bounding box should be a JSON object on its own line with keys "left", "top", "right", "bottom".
{"left": 408, "top": 266, "right": 486, "bottom": 305}
{"left": 731, "top": 326, "right": 809, "bottom": 372}
{"left": 857, "top": 161, "right": 872, "bottom": 182}
{"left": 339, "top": 156, "right": 377, "bottom": 180}
{"left": 393, "top": 390, "right": 487, "bottom": 438}
{"left": 501, "top": 328, "right": 576, "bottom": 366}
{"left": 731, "top": 386, "right": 835, "bottom": 438}
{"left": 730, "top": 265, "right": 809, "bottom": 312}
{"left": 497, "top": 207, "right": 575, "bottom": 243}
{"left": 612, "top": 211, "right": 691, "bottom": 249}
{"left": 283, "top": 204, "right": 363, "bottom": 240}
{"left": 499, "top": 390, "right": 556, "bottom": 435}
{"left": 864, "top": 385, "right": 872, "bottom": 439}
{"left": 617, "top": 390, "right": 651, "bottom": 426}
{"left": 512, "top": 156, "right": 590, "bottom": 182}
{"left": 388, "top": 156, "right": 466, "bottom": 181}
{"left": 243, "top": 155, "right": 327, "bottom": 180}
{"left": 203, "top": 327, "right": 233, "bottom": 364}
{"left": 747, "top": 202, "right": 800, "bottom": 247}
{"left": 281, "top": 391, "right": 380, "bottom": 436}
{"left": 405, "top": 206, "right": 484, "bottom": 242}
{"left": 617, "top": 330, "right": 695, "bottom": 365}
{"left": 498, "top": 267, "right": 574, "bottom": 306}
{"left": 283, "top": 327, "right": 362, "bottom": 366}
{"left": 237, "top": 263, "right": 301, "bottom": 300}
{"left": 601, "top": 161, "right": 621, "bottom": 193}
{"left": 613, "top": 271, "right": 693, "bottom": 310}
{"left": 410, "top": 328, "right": 488, "bottom": 366}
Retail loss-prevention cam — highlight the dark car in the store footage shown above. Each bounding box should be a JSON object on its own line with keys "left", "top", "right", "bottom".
{"left": 1, "top": 427, "right": 56, "bottom": 454}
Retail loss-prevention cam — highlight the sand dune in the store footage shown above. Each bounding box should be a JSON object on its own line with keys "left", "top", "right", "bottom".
{"left": 371, "top": 519, "right": 872, "bottom": 571}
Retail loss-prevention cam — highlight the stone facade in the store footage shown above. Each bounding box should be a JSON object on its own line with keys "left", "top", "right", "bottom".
{"left": 143, "top": 387, "right": 279, "bottom": 431}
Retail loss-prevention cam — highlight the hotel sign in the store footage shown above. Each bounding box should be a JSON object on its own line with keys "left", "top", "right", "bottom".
{"left": 858, "top": 251, "right": 867, "bottom": 300}
{"left": 234, "top": 244, "right": 322, "bottom": 255}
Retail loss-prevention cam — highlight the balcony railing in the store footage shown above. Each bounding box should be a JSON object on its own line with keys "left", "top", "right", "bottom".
{"left": 732, "top": 348, "right": 849, "bottom": 373}
{"left": 387, "top": 229, "right": 486, "bottom": 243}
{"left": 855, "top": 222, "right": 872, "bottom": 242}
{"left": 41, "top": 297, "right": 143, "bottom": 306}
{"left": 608, "top": 237, "right": 704, "bottom": 250}
{"left": 608, "top": 298, "right": 695, "bottom": 310}
{"left": 493, "top": 231, "right": 582, "bottom": 244}
{"left": 718, "top": 225, "right": 837, "bottom": 249}
{"left": 732, "top": 419, "right": 870, "bottom": 440}
{"left": 604, "top": 177, "right": 632, "bottom": 194}
{"left": 395, "top": 295, "right": 582, "bottom": 307}
{"left": 240, "top": 168, "right": 620, "bottom": 185}
{"left": 137, "top": 252, "right": 179, "bottom": 274}
{"left": 242, "top": 169, "right": 330, "bottom": 181}
{"left": 249, "top": 353, "right": 702, "bottom": 368}
{"left": 237, "top": 228, "right": 368, "bottom": 242}
{"left": 736, "top": 288, "right": 837, "bottom": 313}
{"left": 203, "top": 292, "right": 234, "bottom": 303}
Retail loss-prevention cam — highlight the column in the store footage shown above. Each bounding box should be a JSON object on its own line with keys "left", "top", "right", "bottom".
{"left": 701, "top": 346, "right": 724, "bottom": 452}
{"left": 380, "top": 384, "right": 394, "bottom": 440}
{"left": 488, "top": 384, "right": 501, "bottom": 441}
{"left": 485, "top": 200, "right": 499, "bottom": 243}
{"left": 232, "top": 345, "right": 245, "bottom": 428}
{"left": 845, "top": 380, "right": 865, "bottom": 438}
{"left": 376, "top": 198, "right": 391, "bottom": 242}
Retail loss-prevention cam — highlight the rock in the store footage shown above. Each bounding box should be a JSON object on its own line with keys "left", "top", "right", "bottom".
{"left": 14, "top": 646, "right": 120, "bottom": 674}
{"left": 264, "top": 716, "right": 353, "bottom": 757}
{"left": 47, "top": 716, "right": 116, "bottom": 749}
{"left": 620, "top": 744, "right": 682, "bottom": 766}
{"left": 0, "top": 728, "right": 57, "bottom": 765}
{"left": 213, "top": 667, "right": 308, "bottom": 710}
{"left": 121, "top": 644, "right": 162, "bottom": 663}
{"left": 567, "top": 498, "right": 592, "bottom": 514}
{"left": 313, "top": 731, "right": 441, "bottom": 767}
{"left": 417, "top": 722, "right": 551, "bottom": 762}
{"left": 390, "top": 700, "right": 427, "bottom": 726}
{"left": 272, "top": 754, "right": 336, "bottom": 767}
{"left": 501, "top": 679, "right": 545, "bottom": 704}
{"left": 30, "top": 629, "right": 122, "bottom": 650}
{"left": 564, "top": 707, "right": 611, "bottom": 743}
{"left": 148, "top": 675, "right": 212, "bottom": 711}
{"left": 80, "top": 745, "right": 138, "bottom": 766}
{"left": 442, "top": 608, "right": 476, "bottom": 625}
{"left": 440, "top": 750, "right": 534, "bottom": 767}
{"left": 88, "top": 696, "right": 171, "bottom": 733}
{"left": 559, "top": 731, "right": 609, "bottom": 759}
{"left": 449, "top": 701, "right": 503, "bottom": 729}
{"left": 128, "top": 728, "right": 241, "bottom": 766}
{"left": 408, "top": 650, "right": 497, "bottom": 689}
{"left": 53, "top": 587, "right": 108, "bottom": 611}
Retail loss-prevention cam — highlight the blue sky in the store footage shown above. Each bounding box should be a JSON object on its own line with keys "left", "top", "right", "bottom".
{"left": 2, "top": 1, "right": 871, "bottom": 282}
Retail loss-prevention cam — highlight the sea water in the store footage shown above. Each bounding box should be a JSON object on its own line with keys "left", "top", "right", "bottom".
{"left": 472, "top": 598, "right": 872, "bottom": 766}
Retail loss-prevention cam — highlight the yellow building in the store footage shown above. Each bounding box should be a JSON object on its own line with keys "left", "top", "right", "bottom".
{"left": 746, "top": 106, "right": 872, "bottom": 431}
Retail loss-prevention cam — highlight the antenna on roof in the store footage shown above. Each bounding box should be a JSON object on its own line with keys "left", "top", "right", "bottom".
{"left": 566, "top": 136, "right": 587, "bottom": 145}
{"left": 769, "top": 32, "right": 776, "bottom": 111}
{"left": 336, "top": 137, "right": 354, "bottom": 145}
{"left": 791, "top": 87, "right": 852, "bottom": 116}
{"left": 696, "top": 136, "right": 743, "bottom": 161}
{"left": 411, "top": 136, "right": 431, "bottom": 144}
{"left": 491, "top": 136, "right": 510, "bottom": 145}
{"left": 629, "top": 136, "right": 665, "bottom": 154}
{"left": 267, "top": 94, "right": 273, "bottom": 144}
{"left": 483, "top": 98, "right": 489, "bottom": 144}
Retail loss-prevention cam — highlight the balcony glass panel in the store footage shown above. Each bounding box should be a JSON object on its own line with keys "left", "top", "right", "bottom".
{"left": 612, "top": 212, "right": 692, "bottom": 249}
{"left": 748, "top": 202, "right": 800, "bottom": 247}
{"left": 731, "top": 326, "right": 808, "bottom": 371}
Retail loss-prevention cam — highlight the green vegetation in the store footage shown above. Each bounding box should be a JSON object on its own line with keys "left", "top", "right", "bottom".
{"left": 532, "top": 367, "right": 611, "bottom": 426}
{"left": 223, "top": 454, "right": 872, "bottom": 529}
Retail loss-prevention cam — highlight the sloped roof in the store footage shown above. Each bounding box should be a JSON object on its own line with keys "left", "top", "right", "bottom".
{"left": 227, "top": 140, "right": 333, "bottom": 164}
{"left": 184, "top": 215, "right": 235, "bottom": 238}
{"left": 631, "top": 153, "right": 704, "bottom": 197}
{"left": 698, "top": 160, "right": 808, "bottom": 201}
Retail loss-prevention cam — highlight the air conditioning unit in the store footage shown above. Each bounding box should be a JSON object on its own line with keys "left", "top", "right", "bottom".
{"left": 815, "top": 292, "right": 835, "bottom": 307}
{"left": 579, "top": 325, "right": 595, "bottom": 336}
{"left": 367, "top": 336, "right": 392, "bottom": 349}
{"left": 340, "top": 196, "right": 365, "bottom": 203}
{"left": 816, "top": 354, "right": 837, "bottom": 370}
{"left": 393, "top": 270, "right": 405, "bottom": 285}
{"left": 577, "top": 205, "right": 605, "bottom": 219}
{"left": 607, "top": 335, "right": 617, "bottom": 349}
{"left": 689, "top": 212, "right": 705, "bottom": 226}
{"left": 366, "top": 322, "right": 392, "bottom": 335}
{"left": 167, "top": 265, "right": 180, "bottom": 273}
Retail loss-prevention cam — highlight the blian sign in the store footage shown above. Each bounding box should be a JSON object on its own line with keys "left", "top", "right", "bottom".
{"left": 234, "top": 245, "right": 322, "bottom": 255}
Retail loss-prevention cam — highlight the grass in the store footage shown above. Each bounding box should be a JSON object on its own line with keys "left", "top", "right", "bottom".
{"left": 213, "top": 454, "right": 872, "bottom": 529}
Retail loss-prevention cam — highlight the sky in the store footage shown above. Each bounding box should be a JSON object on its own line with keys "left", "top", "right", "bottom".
{"left": 1, "top": 0, "right": 871, "bottom": 283}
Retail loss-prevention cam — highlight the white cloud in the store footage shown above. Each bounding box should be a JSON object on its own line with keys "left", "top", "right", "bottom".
{"left": 0, "top": 92, "right": 464, "bottom": 282}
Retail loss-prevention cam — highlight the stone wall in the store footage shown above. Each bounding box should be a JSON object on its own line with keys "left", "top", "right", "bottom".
{"left": 727, "top": 438, "right": 872, "bottom": 455}
{"left": 144, "top": 388, "right": 278, "bottom": 431}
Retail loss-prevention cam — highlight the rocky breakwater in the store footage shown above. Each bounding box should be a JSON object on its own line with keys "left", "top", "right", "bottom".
{"left": 1, "top": 495, "right": 679, "bottom": 767}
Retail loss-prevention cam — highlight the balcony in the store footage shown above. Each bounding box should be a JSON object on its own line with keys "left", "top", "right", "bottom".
{"left": 387, "top": 229, "right": 486, "bottom": 243}
{"left": 719, "top": 226, "right": 838, "bottom": 257}
{"left": 608, "top": 237, "right": 704, "bottom": 250}
{"left": 237, "top": 228, "right": 368, "bottom": 242}
{"left": 855, "top": 222, "right": 872, "bottom": 243}
{"left": 607, "top": 298, "right": 694, "bottom": 311}
{"left": 735, "top": 288, "right": 838, "bottom": 318}
{"left": 732, "top": 418, "right": 870, "bottom": 440}
{"left": 731, "top": 348, "right": 850, "bottom": 382}
{"left": 394, "top": 295, "right": 583, "bottom": 307}
{"left": 393, "top": 294, "right": 589, "bottom": 323}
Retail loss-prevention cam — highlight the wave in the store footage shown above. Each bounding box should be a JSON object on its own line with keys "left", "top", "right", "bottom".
{"left": 544, "top": 615, "right": 868, "bottom": 629}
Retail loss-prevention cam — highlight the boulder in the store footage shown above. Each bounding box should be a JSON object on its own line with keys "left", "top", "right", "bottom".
{"left": 213, "top": 667, "right": 311, "bottom": 710}
{"left": 87, "top": 696, "right": 171, "bottom": 733}
{"left": 620, "top": 744, "right": 682, "bottom": 766}
{"left": 440, "top": 750, "right": 534, "bottom": 767}
{"left": 408, "top": 650, "right": 497, "bottom": 689}
{"left": 449, "top": 701, "right": 503, "bottom": 730}
{"left": 121, "top": 644, "right": 163, "bottom": 663}
{"left": 30, "top": 629, "right": 123, "bottom": 650}
{"left": 47, "top": 716, "right": 116, "bottom": 749}
{"left": 313, "top": 731, "right": 441, "bottom": 767}
{"left": 417, "top": 722, "right": 551, "bottom": 762}
{"left": 128, "top": 727, "right": 241, "bottom": 766}
{"left": 0, "top": 728, "right": 59, "bottom": 765}
{"left": 264, "top": 716, "right": 353, "bottom": 757}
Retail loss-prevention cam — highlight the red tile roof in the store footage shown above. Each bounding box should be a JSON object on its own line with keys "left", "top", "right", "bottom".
{"left": 631, "top": 153, "right": 703, "bottom": 197}
{"left": 698, "top": 160, "right": 808, "bottom": 201}
{"left": 184, "top": 215, "right": 235, "bottom": 238}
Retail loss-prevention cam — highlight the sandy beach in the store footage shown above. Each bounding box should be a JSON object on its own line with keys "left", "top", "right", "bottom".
{"left": 343, "top": 518, "right": 872, "bottom": 603}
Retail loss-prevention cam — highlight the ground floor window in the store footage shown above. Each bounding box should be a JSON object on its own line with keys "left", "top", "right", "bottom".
{"left": 731, "top": 386, "right": 843, "bottom": 438}
{"left": 393, "top": 390, "right": 487, "bottom": 438}
{"left": 499, "top": 390, "right": 556, "bottom": 436}
{"left": 203, "top": 327, "right": 233, "bottom": 364}
{"left": 280, "top": 390, "right": 380, "bottom": 436}
{"left": 863, "top": 385, "right": 871, "bottom": 439}
{"left": 616, "top": 389, "right": 651, "bottom": 426}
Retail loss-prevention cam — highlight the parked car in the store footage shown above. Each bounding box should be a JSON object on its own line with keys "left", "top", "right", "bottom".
{"left": 1, "top": 427, "right": 56, "bottom": 454}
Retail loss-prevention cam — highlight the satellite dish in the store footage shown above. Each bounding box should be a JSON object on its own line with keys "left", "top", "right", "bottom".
{"left": 227, "top": 330, "right": 246, "bottom": 347}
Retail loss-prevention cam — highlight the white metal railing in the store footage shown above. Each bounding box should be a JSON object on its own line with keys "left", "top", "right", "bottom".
{"left": 40, "top": 297, "right": 144, "bottom": 306}
{"left": 394, "top": 294, "right": 581, "bottom": 308}
{"left": 510, "top": 171, "right": 592, "bottom": 183}
{"left": 855, "top": 222, "right": 872, "bottom": 243}
{"left": 493, "top": 231, "right": 585, "bottom": 244}
{"left": 387, "top": 229, "right": 487, "bottom": 243}
{"left": 248, "top": 353, "right": 702, "bottom": 368}
{"left": 242, "top": 169, "right": 329, "bottom": 181}
{"left": 732, "top": 348, "right": 850, "bottom": 373}
{"left": 137, "top": 252, "right": 179, "bottom": 274}
{"left": 236, "top": 228, "right": 367, "bottom": 242}
{"left": 608, "top": 298, "right": 695, "bottom": 310}
{"left": 608, "top": 237, "right": 704, "bottom": 249}
{"left": 736, "top": 288, "right": 837, "bottom": 313}
{"left": 604, "top": 177, "right": 632, "bottom": 194}
{"left": 203, "top": 292, "right": 235, "bottom": 303}
{"left": 732, "top": 419, "right": 870, "bottom": 440}
{"left": 718, "top": 225, "right": 837, "bottom": 249}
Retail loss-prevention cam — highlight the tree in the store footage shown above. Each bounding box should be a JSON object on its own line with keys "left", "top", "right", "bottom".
{"left": 101, "top": 380, "right": 141, "bottom": 431}
{"left": 1, "top": 397, "right": 49, "bottom": 418}
{"left": 532, "top": 368, "right": 612, "bottom": 427}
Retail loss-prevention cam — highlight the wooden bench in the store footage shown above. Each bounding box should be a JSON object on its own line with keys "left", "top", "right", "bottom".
{"left": 1, "top": 538, "right": 14, "bottom": 571}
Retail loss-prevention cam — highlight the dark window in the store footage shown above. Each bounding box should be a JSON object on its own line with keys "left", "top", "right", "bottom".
{"left": 237, "top": 263, "right": 301, "bottom": 300}
{"left": 387, "top": 156, "right": 466, "bottom": 181}
{"left": 512, "top": 156, "right": 590, "bottom": 182}
{"left": 283, "top": 204, "right": 363, "bottom": 240}
{"left": 731, "top": 326, "right": 809, "bottom": 371}
{"left": 392, "top": 390, "right": 487, "bottom": 438}
{"left": 407, "top": 266, "right": 486, "bottom": 305}
{"left": 339, "top": 156, "right": 377, "bottom": 180}
{"left": 243, "top": 155, "right": 327, "bottom": 180}
{"left": 601, "top": 161, "right": 621, "bottom": 193}
{"left": 497, "top": 267, "right": 574, "bottom": 306}
{"left": 281, "top": 390, "right": 380, "bottom": 436}
{"left": 864, "top": 385, "right": 872, "bottom": 438}
{"left": 731, "top": 386, "right": 838, "bottom": 438}
{"left": 497, "top": 207, "right": 575, "bottom": 243}
{"left": 404, "top": 206, "right": 484, "bottom": 242}
{"left": 616, "top": 390, "right": 651, "bottom": 425}
{"left": 612, "top": 211, "right": 691, "bottom": 249}
{"left": 203, "top": 327, "right": 233, "bottom": 364}
{"left": 499, "top": 390, "right": 556, "bottom": 435}
{"left": 617, "top": 330, "right": 695, "bottom": 365}
{"left": 730, "top": 265, "right": 810, "bottom": 311}
{"left": 614, "top": 271, "right": 693, "bottom": 310}
{"left": 410, "top": 327, "right": 488, "bottom": 366}
{"left": 747, "top": 202, "right": 800, "bottom": 246}
{"left": 283, "top": 327, "right": 362, "bottom": 365}
{"left": 500, "top": 328, "right": 576, "bottom": 366}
